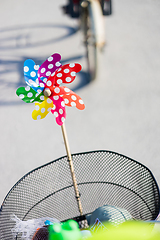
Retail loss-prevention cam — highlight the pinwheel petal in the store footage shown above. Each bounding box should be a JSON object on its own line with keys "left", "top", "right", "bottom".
{"left": 50, "top": 63, "right": 82, "bottom": 86}
{"left": 24, "top": 59, "right": 43, "bottom": 93}
{"left": 51, "top": 96, "right": 66, "bottom": 125}
{"left": 24, "top": 75, "right": 44, "bottom": 93}
{"left": 16, "top": 86, "right": 44, "bottom": 103}
{"left": 44, "top": 83, "right": 70, "bottom": 97}
{"left": 32, "top": 98, "right": 53, "bottom": 120}
{"left": 17, "top": 53, "right": 84, "bottom": 125}
{"left": 34, "top": 92, "right": 45, "bottom": 102}
{"left": 62, "top": 90, "right": 85, "bottom": 110}
{"left": 38, "top": 53, "right": 62, "bottom": 82}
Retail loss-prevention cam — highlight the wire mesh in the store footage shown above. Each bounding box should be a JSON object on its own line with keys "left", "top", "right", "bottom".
{"left": 0, "top": 150, "right": 159, "bottom": 239}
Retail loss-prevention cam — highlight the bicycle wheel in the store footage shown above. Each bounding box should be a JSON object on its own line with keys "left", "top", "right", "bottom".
{"left": 81, "top": 0, "right": 105, "bottom": 81}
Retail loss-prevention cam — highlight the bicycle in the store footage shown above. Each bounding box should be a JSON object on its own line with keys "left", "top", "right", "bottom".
{"left": 62, "top": 0, "right": 112, "bottom": 81}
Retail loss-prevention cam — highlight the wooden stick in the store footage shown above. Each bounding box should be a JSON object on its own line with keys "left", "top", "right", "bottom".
{"left": 61, "top": 122, "right": 83, "bottom": 216}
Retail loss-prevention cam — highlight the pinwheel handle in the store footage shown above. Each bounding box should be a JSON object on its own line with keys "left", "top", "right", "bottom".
{"left": 61, "top": 123, "right": 83, "bottom": 216}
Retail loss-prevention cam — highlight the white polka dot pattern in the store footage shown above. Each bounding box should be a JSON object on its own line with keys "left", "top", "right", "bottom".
{"left": 24, "top": 59, "right": 44, "bottom": 94}
{"left": 16, "top": 53, "right": 85, "bottom": 125}
{"left": 51, "top": 96, "right": 66, "bottom": 125}
{"left": 38, "top": 53, "right": 62, "bottom": 82}
{"left": 32, "top": 98, "right": 53, "bottom": 120}
{"left": 16, "top": 87, "right": 44, "bottom": 103}
{"left": 62, "top": 88, "right": 85, "bottom": 110}
{"left": 53, "top": 63, "right": 82, "bottom": 86}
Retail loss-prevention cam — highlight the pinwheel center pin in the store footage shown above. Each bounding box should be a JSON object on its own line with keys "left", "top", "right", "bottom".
{"left": 43, "top": 88, "right": 52, "bottom": 97}
{"left": 16, "top": 53, "right": 85, "bottom": 216}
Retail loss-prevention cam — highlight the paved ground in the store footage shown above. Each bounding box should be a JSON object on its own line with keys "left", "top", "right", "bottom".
{"left": 0, "top": 0, "right": 160, "bottom": 206}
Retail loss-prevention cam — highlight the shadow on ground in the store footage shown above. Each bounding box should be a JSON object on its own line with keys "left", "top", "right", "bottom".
{"left": 0, "top": 24, "right": 90, "bottom": 106}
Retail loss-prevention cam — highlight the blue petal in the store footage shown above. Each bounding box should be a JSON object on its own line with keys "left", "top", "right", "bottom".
{"left": 24, "top": 59, "right": 43, "bottom": 93}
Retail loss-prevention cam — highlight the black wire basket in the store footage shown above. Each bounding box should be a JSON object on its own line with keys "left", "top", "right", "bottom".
{"left": 0, "top": 150, "right": 160, "bottom": 239}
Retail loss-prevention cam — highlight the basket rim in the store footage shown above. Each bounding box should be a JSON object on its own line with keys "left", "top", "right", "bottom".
{"left": 1, "top": 149, "right": 160, "bottom": 214}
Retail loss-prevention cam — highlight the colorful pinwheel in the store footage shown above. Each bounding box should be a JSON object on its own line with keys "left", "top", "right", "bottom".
{"left": 16, "top": 53, "right": 85, "bottom": 216}
{"left": 16, "top": 53, "right": 85, "bottom": 125}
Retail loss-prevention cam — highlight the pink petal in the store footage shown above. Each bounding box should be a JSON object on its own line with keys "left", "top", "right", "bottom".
{"left": 50, "top": 96, "right": 66, "bottom": 125}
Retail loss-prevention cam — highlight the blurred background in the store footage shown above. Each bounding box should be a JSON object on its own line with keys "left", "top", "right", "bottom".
{"left": 0, "top": 0, "right": 160, "bottom": 205}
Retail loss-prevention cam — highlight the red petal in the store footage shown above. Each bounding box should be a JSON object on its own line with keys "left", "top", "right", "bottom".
{"left": 53, "top": 63, "right": 82, "bottom": 86}
{"left": 62, "top": 90, "right": 85, "bottom": 110}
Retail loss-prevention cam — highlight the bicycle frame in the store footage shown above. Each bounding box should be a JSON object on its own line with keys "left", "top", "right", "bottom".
{"left": 81, "top": 0, "right": 105, "bottom": 48}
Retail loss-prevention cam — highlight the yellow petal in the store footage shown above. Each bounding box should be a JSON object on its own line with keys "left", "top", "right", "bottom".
{"left": 32, "top": 98, "right": 53, "bottom": 120}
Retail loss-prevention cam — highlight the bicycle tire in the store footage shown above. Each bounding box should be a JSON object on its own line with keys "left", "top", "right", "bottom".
{"left": 81, "top": 0, "right": 105, "bottom": 81}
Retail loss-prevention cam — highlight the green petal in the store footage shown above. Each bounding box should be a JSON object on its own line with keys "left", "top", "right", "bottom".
{"left": 34, "top": 92, "right": 45, "bottom": 102}
{"left": 16, "top": 86, "right": 44, "bottom": 103}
